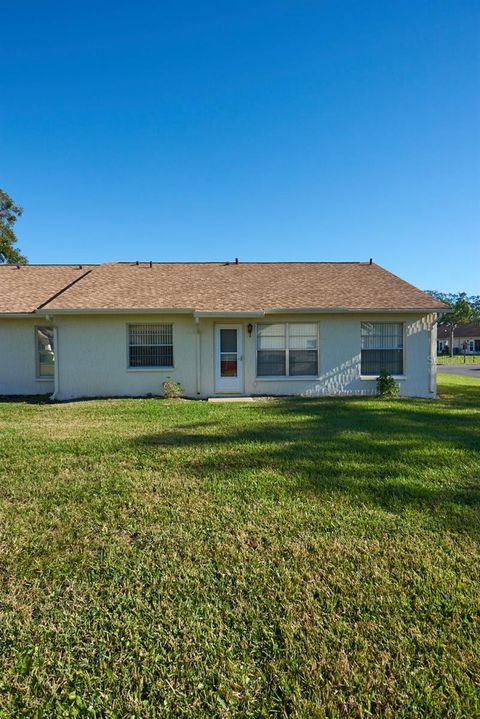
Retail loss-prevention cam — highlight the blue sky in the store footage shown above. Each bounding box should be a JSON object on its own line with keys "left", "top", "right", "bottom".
{"left": 2, "top": 1, "right": 479, "bottom": 293}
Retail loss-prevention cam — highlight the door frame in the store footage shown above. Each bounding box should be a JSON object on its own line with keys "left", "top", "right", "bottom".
{"left": 214, "top": 324, "right": 245, "bottom": 394}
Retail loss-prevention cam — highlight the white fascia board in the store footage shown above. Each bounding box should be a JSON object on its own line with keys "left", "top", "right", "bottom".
{"left": 0, "top": 313, "right": 37, "bottom": 319}
{"left": 193, "top": 310, "right": 265, "bottom": 318}
{"left": 9, "top": 306, "right": 445, "bottom": 318}
{"left": 265, "top": 307, "right": 447, "bottom": 315}
{"left": 35, "top": 307, "right": 195, "bottom": 315}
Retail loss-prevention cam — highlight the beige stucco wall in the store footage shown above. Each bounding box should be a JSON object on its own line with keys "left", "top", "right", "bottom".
{"left": 245, "top": 313, "right": 436, "bottom": 399}
{"left": 54, "top": 314, "right": 198, "bottom": 400}
{"left": 0, "top": 312, "right": 437, "bottom": 399}
{"left": 0, "top": 318, "right": 54, "bottom": 395}
{"left": 49, "top": 311, "right": 436, "bottom": 400}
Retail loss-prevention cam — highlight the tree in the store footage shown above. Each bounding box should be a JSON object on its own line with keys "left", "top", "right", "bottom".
{"left": 428, "top": 291, "right": 480, "bottom": 357}
{"left": 0, "top": 188, "right": 27, "bottom": 264}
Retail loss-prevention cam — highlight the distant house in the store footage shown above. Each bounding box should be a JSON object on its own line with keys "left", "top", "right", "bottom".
{"left": 0, "top": 261, "right": 446, "bottom": 399}
{"left": 437, "top": 322, "right": 480, "bottom": 355}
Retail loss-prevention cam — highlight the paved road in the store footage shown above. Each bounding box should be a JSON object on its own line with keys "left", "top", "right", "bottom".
{"left": 437, "top": 364, "right": 480, "bottom": 379}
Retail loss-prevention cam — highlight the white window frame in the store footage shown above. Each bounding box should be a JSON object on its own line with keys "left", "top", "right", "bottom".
{"left": 255, "top": 322, "right": 320, "bottom": 379}
{"left": 360, "top": 321, "right": 406, "bottom": 379}
{"left": 126, "top": 323, "right": 174, "bottom": 371}
{"left": 35, "top": 326, "right": 55, "bottom": 381}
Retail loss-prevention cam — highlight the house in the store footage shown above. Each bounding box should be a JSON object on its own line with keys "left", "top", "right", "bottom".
{"left": 0, "top": 261, "right": 447, "bottom": 400}
{"left": 436, "top": 322, "right": 480, "bottom": 355}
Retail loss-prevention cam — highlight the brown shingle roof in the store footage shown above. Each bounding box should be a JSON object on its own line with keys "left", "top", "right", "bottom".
{"left": 41, "top": 261, "right": 446, "bottom": 313}
{"left": 0, "top": 264, "right": 94, "bottom": 314}
{"left": 437, "top": 322, "right": 480, "bottom": 339}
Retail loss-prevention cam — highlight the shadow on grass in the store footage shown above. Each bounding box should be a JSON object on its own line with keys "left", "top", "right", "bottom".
{"left": 0, "top": 394, "right": 53, "bottom": 404}
{"left": 131, "top": 387, "right": 480, "bottom": 535}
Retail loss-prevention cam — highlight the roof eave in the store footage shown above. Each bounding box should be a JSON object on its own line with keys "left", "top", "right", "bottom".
{"left": 19, "top": 306, "right": 449, "bottom": 317}
{"left": 35, "top": 306, "right": 196, "bottom": 315}
{"left": 193, "top": 310, "right": 265, "bottom": 318}
{"left": 266, "top": 306, "right": 447, "bottom": 314}
{"left": 0, "top": 312, "right": 39, "bottom": 318}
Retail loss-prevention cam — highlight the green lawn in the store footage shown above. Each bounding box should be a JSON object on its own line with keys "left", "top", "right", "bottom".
{"left": 0, "top": 377, "right": 479, "bottom": 718}
{"left": 437, "top": 355, "right": 479, "bottom": 364}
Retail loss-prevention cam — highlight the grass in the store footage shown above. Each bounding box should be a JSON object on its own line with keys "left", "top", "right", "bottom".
{"left": 437, "top": 354, "right": 479, "bottom": 364}
{"left": 0, "top": 376, "right": 479, "bottom": 718}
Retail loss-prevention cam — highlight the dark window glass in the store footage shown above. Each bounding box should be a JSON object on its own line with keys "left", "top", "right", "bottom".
{"left": 220, "top": 329, "right": 237, "bottom": 353}
{"left": 360, "top": 349, "right": 403, "bottom": 375}
{"left": 289, "top": 350, "right": 318, "bottom": 376}
{"left": 257, "top": 350, "right": 286, "bottom": 376}
{"left": 129, "top": 345, "right": 173, "bottom": 368}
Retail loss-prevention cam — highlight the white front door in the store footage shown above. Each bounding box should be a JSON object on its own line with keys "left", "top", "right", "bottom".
{"left": 214, "top": 325, "right": 244, "bottom": 394}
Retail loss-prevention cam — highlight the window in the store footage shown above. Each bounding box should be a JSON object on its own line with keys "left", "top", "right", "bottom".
{"left": 257, "top": 323, "right": 318, "bottom": 377}
{"left": 361, "top": 322, "right": 403, "bottom": 375}
{"left": 36, "top": 327, "right": 55, "bottom": 378}
{"left": 128, "top": 324, "right": 173, "bottom": 368}
{"left": 257, "top": 324, "right": 286, "bottom": 376}
{"left": 219, "top": 328, "right": 238, "bottom": 377}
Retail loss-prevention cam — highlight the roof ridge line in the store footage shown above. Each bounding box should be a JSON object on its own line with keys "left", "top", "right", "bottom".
{"left": 1, "top": 261, "right": 370, "bottom": 267}
{"left": 0, "top": 263, "right": 99, "bottom": 267}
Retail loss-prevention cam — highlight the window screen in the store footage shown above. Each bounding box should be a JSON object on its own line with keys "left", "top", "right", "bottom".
{"left": 128, "top": 324, "right": 173, "bottom": 368}
{"left": 361, "top": 322, "right": 403, "bottom": 375}
{"left": 257, "top": 323, "right": 318, "bottom": 377}
{"left": 36, "top": 327, "right": 55, "bottom": 378}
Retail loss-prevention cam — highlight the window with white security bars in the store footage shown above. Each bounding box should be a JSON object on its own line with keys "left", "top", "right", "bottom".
{"left": 361, "top": 322, "right": 404, "bottom": 375}
{"left": 257, "top": 323, "right": 318, "bottom": 377}
{"left": 128, "top": 324, "right": 173, "bottom": 368}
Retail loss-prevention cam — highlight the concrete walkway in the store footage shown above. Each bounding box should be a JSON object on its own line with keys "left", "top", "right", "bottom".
{"left": 207, "top": 396, "right": 255, "bottom": 403}
{"left": 437, "top": 364, "right": 480, "bottom": 379}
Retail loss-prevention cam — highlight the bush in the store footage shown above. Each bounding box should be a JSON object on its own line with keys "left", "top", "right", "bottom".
{"left": 376, "top": 369, "right": 400, "bottom": 398}
{"left": 162, "top": 377, "right": 183, "bottom": 399}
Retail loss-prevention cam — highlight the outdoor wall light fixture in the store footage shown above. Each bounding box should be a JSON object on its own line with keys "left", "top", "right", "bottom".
{"left": 247, "top": 323, "right": 253, "bottom": 337}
